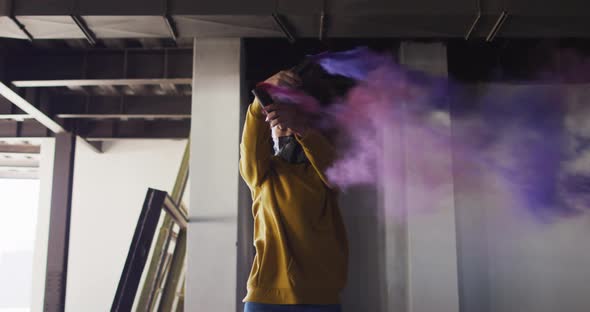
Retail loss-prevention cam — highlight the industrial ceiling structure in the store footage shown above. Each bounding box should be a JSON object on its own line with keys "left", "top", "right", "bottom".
{"left": 0, "top": 0, "right": 588, "bottom": 172}
{"left": 2, "top": 0, "right": 590, "bottom": 40}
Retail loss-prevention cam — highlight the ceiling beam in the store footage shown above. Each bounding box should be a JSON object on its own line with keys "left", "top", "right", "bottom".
{"left": 12, "top": 78, "right": 192, "bottom": 88}
{"left": 0, "top": 151, "right": 38, "bottom": 157}
{"left": 0, "top": 82, "right": 65, "bottom": 133}
{"left": 71, "top": 15, "right": 98, "bottom": 46}
{"left": 164, "top": 15, "right": 179, "bottom": 42}
{"left": 0, "top": 143, "right": 41, "bottom": 153}
{"left": 0, "top": 114, "right": 33, "bottom": 121}
{"left": 56, "top": 114, "right": 191, "bottom": 119}
{"left": 85, "top": 137, "right": 186, "bottom": 142}
{"left": 0, "top": 161, "right": 40, "bottom": 168}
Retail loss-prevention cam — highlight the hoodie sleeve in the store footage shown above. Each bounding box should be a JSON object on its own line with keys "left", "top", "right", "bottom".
{"left": 296, "top": 128, "right": 338, "bottom": 189}
{"left": 239, "top": 99, "right": 273, "bottom": 189}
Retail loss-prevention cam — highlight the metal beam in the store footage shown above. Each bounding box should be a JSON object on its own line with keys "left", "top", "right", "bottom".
{"left": 0, "top": 151, "right": 39, "bottom": 158}
{"left": 164, "top": 15, "right": 179, "bottom": 41}
{"left": 84, "top": 137, "right": 186, "bottom": 141}
{"left": 56, "top": 114, "right": 191, "bottom": 119}
{"left": 272, "top": 13, "right": 296, "bottom": 43}
{"left": 0, "top": 114, "right": 33, "bottom": 121}
{"left": 44, "top": 132, "right": 75, "bottom": 312}
{"left": 12, "top": 78, "right": 193, "bottom": 88}
{"left": 71, "top": 15, "right": 98, "bottom": 46}
{"left": 0, "top": 143, "right": 41, "bottom": 153}
{"left": 9, "top": 16, "right": 33, "bottom": 41}
{"left": 0, "top": 82, "right": 65, "bottom": 133}
{"left": 0, "top": 161, "right": 39, "bottom": 168}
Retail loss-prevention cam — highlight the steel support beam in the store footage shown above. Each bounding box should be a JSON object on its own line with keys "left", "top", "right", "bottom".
{"left": 12, "top": 78, "right": 192, "bottom": 88}
{"left": 0, "top": 142, "right": 41, "bottom": 153}
{"left": 44, "top": 132, "right": 75, "bottom": 312}
{"left": 0, "top": 82, "right": 65, "bottom": 133}
{"left": 0, "top": 114, "right": 32, "bottom": 120}
{"left": 71, "top": 15, "right": 97, "bottom": 46}
{"left": 56, "top": 114, "right": 190, "bottom": 119}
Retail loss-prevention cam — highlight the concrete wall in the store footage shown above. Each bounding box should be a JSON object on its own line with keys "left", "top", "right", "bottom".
{"left": 65, "top": 139, "right": 186, "bottom": 312}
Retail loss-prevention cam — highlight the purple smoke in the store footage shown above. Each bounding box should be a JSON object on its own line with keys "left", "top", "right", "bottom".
{"left": 311, "top": 47, "right": 391, "bottom": 80}
{"left": 264, "top": 47, "right": 590, "bottom": 221}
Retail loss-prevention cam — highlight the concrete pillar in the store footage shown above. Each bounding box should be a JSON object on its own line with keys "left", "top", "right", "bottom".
{"left": 187, "top": 38, "right": 242, "bottom": 312}
{"left": 31, "top": 139, "right": 56, "bottom": 312}
{"left": 379, "top": 107, "right": 409, "bottom": 312}
{"left": 399, "top": 42, "right": 460, "bottom": 312}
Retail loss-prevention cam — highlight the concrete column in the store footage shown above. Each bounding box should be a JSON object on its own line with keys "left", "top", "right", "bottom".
{"left": 379, "top": 111, "right": 409, "bottom": 312}
{"left": 187, "top": 38, "right": 242, "bottom": 312}
{"left": 31, "top": 139, "right": 56, "bottom": 312}
{"left": 399, "top": 42, "right": 460, "bottom": 312}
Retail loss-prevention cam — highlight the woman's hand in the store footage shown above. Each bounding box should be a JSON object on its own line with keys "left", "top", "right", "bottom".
{"left": 260, "top": 70, "right": 306, "bottom": 134}
{"left": 264, "top": 103, "right": 308, "bottom": 135}
{"left": 264, "top": 70, "right": 301, "bottom": 88}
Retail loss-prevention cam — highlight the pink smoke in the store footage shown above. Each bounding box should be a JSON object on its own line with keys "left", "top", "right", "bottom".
{"left": 262, "top": 47, "right": 590, "bottom": 220}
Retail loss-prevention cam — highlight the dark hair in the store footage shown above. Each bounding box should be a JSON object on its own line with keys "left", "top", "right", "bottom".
{"left": 297, "top": 61, "right": 357, "bottom": 107}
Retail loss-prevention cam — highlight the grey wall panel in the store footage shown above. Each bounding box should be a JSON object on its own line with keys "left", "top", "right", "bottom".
{"left": 339, "top": 187, "right": 390, "bottom": 312}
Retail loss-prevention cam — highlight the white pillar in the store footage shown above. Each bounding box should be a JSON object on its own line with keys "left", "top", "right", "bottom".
{"left": 399, "top": 42, "right": 460, "bottom": 312}
{"left": 187, "top": 38, "right": 242, "bottom": 312}
{"left": 31, "top": 139, "right": 55, "bottom": 312}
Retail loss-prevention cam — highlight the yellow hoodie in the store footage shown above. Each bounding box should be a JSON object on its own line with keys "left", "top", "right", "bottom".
{"left": 240, "top": 100, "right": 349, "bottom": 304}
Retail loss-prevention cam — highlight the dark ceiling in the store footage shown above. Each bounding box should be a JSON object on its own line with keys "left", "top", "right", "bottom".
{"left": 2, "top": 0, "right": 590, "bottom": 154}
{"left": 2, "top": 0, "right": 590, "bottom": 41}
